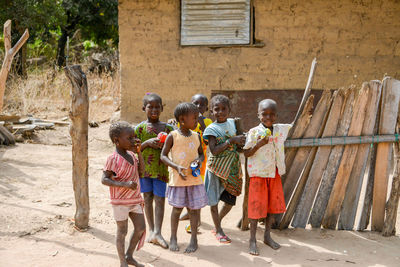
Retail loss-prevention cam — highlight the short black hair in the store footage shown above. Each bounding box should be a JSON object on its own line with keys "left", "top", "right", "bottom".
{"left": 143, "top": 93, "right": 162, "bottom": 107}
{"left": 191, "top": 94, "right": 208, "bottom": 105}
{"left": 109, "top": 121, "right": 133, "bottom": 143}
{"left": 210, "top": 94, "right": 230, "bottom": 110}
{"left": 174, "top": 102, "right": 199, "bottom": 122}
{"left": 258, "top": 99, "right": 277, "bottom": 111}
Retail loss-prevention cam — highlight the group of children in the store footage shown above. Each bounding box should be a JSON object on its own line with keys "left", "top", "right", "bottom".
{"left": 102, "top": 92, "right": 292, "bottom": 267}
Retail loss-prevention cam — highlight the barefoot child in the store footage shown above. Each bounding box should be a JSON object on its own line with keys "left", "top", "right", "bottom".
{"left": 180, "top": 94, "right": 212, "bottom": 231}
{"left": 161, "top": 102, "right": 208, "bottom": 253}
{"left": 102, "top": 121, "right": 146, "bottom": 267}
{"left": 203, "top": 95, "right": 246, "bottom": 243}
{"left": 135, "top": 93, "right": 174, "bottom": 249}
{"left": 243, "top": 99, "right": 291, "bottom": 255}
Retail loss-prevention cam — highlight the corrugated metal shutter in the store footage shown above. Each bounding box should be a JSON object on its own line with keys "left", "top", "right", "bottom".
{"left": 181, "top": 0, "right": 251, "bottom": 46}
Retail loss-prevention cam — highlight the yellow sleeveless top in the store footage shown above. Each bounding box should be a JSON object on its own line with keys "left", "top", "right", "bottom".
{"left": 168, "top": 130, "right": 203, "bottom": 187}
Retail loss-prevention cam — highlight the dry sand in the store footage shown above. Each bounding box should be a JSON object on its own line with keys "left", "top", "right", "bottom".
{"left": 1, "top": 124, "right": 399, "bottom": 267}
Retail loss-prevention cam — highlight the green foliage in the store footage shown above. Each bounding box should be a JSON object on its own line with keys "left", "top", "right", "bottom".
{"left": 0, "top": 0, "right": 118, "bottom": 65}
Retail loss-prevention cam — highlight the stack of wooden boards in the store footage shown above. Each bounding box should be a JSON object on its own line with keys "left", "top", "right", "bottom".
{"left": 0, "top": 115, "right": 69, "bottom": 145}
{"left": 278, "top": 77, "right": 400, "bottom": 235}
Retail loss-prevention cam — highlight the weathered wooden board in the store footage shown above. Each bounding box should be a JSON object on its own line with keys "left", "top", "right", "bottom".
{"left": 338, "top": 80, "right": 382, "bottom": 230}
{"left": 281, "top": 90, "right": 332, "bottom": 221}
{"left": 291, "top": 89, "right": 346, "bottom": 228}
{"left": 284, "top": 95, "right": 314, "bottom": 171}
{"left": 372, "top": 77, "right": 400, "bottom": 232}
{"left": 382, "top": 119, "right": 400, "bottom": 236}
{"left": 309, "top": 87, "right": 356, "bottom": 228}
{"left": 322, "top": 84, "right": 370, "bottom": 229}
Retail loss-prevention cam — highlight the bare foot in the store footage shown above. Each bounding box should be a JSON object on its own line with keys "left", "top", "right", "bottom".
{"left": 125, "top": 256, "right": 144, "bottom": 267}
{"left": 179, "top": 212, "right": 189, "bottom": 221}
{"left": 264, "top": 233, "right": 280, "bottom": 250}
{"left": 151, "top": 233, "right": 169, "bottom": 249}
{"left": 146, "top": 231, "right": 154, "bottom": 243}
{"left": 249, "top": 240, "right": 259, "bottom": 256}
{"left": 184, "top": 239, "right": 198, "bottom": 253}
{"left": 169, "top": 237, "right": 179, "bottom": 251}
{"left": 120, "top": 261, "right": 129, "bottom": 267}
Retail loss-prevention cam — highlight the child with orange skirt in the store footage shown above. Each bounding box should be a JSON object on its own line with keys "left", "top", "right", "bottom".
{"left": 243, "top": 99, "right": 291, "bottom": 256}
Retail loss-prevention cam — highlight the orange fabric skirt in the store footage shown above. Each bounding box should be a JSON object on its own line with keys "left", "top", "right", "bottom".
{"left": 248, "top": 171, "right": 286, "bottom": 219}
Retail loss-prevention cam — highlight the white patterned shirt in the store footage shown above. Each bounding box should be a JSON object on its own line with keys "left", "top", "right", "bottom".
{"left": 243, "top": 123, "right": 292, "bottom": 178}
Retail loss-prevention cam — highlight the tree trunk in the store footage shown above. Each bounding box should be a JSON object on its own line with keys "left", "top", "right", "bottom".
{"left": 56, "top": 28, "right": 69, "bottom": 67}
{"left": 64, "top": 65, "right": 89, "bottom": 230}
{"left": 0, "top": 20, "right": 29, "bottom": 111}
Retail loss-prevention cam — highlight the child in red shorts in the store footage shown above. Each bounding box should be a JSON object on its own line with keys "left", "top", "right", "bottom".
{"left": 243, "top": 99, "right": 291, "bottom": 256}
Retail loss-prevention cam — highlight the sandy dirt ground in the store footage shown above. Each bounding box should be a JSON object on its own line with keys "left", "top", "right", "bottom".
{"left": 1, "top": 124, "right": 399, "bottom": 267}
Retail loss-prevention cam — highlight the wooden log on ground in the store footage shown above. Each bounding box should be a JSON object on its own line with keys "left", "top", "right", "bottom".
{"left": 322, "top": 84, "right": 370, "bottom": 229}
{"left": 284, "top": 95, "right": 314, "bottom": 170}
{"left": 0, "top": 124, "right": 15, "bottom": 145}
{"left": 309, "top": 87, "right": 356, "bottom": 228}
{"left": 372, "top": 77, "right": 400, "bottom": 232}
{"left": 64, "top": 65, "right": 90, "bottom": 230}
{"left": 338, "top": 80, "right": 382, "bottom": 230}
{"left": 291, "top": 89, "right": 346, "bottom": 228}
{"left": 382, "top": 120, "right": 400, "bottom": 236}
{"left": 278, "top": 90, "right": 332, "bottom": 227}
{"left": 0, "top": 20, "right": 29, "bottom": 111}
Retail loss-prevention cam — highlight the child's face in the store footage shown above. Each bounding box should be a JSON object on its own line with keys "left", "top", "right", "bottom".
{"left": 192, "top": 96, "right": 208, "bottom": 115}
{"left": 144, "top": 100, "right": 162, "bottom": 122}
{"left": 258, "top": 107, "right": 276, "bottom": 127}
{"left": 116, "top": 128, "right": 137, "bottom": 150}
{"left": 211, "top": 102, "right": 229, "bottom": 123}
{"left": 180, "top": 112, "right": 198, "bottom": 130}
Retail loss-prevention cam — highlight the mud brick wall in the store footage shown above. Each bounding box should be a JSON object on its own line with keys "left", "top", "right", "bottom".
{"left": 119, "top": 0, "right": 400, "bottom": 123}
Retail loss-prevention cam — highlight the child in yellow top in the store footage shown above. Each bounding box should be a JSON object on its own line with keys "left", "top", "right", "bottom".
{"left": 161, "top": 102, "right": 207, "bottom": 253}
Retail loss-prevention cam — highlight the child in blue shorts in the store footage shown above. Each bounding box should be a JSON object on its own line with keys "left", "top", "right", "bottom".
{"left": 135, "top": 93, "right": 174, "bottom": 249}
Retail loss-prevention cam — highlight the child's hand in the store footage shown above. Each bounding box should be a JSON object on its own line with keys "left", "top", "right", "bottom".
{"left": 126, "top": 181, "right": 138, "bottom": 190}
{"left": 144, "top": 138, "right": 163, "bottom": 149}
{"left": 132, "top": 138, "right": 142, "bottom": 153}
{"left": 176, "top": 165, "right": 187, "bottom": 180}
{"left": 190, "top": 159, "right": 201, "bottom": 170}
{"left": 229, "top": 135, "right": 246, "bottom": 146}
{"left": 257, "top": 135, "right": 270, "bottom": 146}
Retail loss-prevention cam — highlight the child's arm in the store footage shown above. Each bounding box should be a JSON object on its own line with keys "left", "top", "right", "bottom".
{"left": 208, "top": 135, "right": 246, "bottom": 156}
{"left": 141, "top": 138, "right": 162, "bottom": 150}
{"left": 198, "top": 117, "right": 207, "bottom": 132}
{"left": 102, "top": 171, "right": 137, "bottom": 190}
{"left": 160, "top": 134, "right": 187, "bottom": 179}
{"left": 132, "top": 139, "right": 145, "bottom": 177}
{"left": 243, "top": 136, "right": 269, "bottom": 157}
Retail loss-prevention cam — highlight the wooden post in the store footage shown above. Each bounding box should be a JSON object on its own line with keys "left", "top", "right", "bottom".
{"left": 64, "top": 65, "right": 89, "bottom": 230}
{"left": 278, "top": 90, "right": 332, "bottom": 227}
{"left": 372, "top": 77, "right": 400, "bottom": 232}
{"left": 338, "top": 80, "right": 382, "bottom": 230}
{"left": 322, "top": 84, "right": 370, "bottom": 229}
{"left": 0, "top": 20, "right": 29, "bottom": 111}
{"left": 309, "top": 87, "right": 356, "bottom": 228}
{"left": 382, "top": 117, "right": 400, "bottom": 236}
{"left": 240, "top": 157, "right": 250, "bottom": 231}
{"left": 291, "top": 89, "right": 345, "bottom": 228}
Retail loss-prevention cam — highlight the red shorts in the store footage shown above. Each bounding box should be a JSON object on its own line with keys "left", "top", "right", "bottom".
{"left": 248, "top": 171, "right": 286, "bottom": 219}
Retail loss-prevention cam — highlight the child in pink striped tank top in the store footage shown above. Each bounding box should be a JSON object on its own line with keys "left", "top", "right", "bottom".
{"left": 102, "top": 121, "right": 146, "bottom": 267}
{"left": 161, "top": 103, "right": 208, "bottom": 253}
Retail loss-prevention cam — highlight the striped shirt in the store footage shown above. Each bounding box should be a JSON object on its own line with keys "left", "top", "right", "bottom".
{"left": 104, "top": 151, "right": 144, "bottom": 206}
